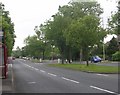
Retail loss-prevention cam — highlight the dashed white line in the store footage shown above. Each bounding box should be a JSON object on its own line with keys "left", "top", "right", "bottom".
{"left": 28, "top": 82, "right": 36, "bottom": 84}
{"left": 90, "top": 86, "right": 116, "bottom": 94}
{"left": 40, "top": 70, "right": 46, "bottom": 73}
{"left": 34, "top": 68, "right": 39, "bottom": 71}
{"left": 96, "top": 74, "right": 109, "bottom": 77}
{"left": 62, "top": 77, "right": 79, "bottom": 84}
{"left": 48, "top": 73, "right": 57, "bottom": 76}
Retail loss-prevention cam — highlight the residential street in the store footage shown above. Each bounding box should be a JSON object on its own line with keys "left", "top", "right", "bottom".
{"left": 10, "top": 59, "right": 119, "bottom": 94}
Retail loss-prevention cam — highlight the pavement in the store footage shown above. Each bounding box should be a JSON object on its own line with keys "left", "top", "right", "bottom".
{"left": 1, "top": 60, "right": 14, "bottom": 93}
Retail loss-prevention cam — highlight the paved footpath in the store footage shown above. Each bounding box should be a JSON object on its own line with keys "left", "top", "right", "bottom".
{"left": 2, "top": 60, "right": 14, "bottom": 93}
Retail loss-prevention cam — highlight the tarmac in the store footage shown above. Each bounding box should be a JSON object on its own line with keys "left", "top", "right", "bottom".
{"left": 0, "top": 59, "right": 119, "bottom": 94}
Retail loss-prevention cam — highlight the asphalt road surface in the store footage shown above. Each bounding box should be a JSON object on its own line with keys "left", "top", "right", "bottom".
{"left": 12, "top": 59, "right": 119, "bottom": 94}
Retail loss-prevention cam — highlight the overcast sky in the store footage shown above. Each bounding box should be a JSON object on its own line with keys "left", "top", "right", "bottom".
{"left": 2, "top": 0, "right": 118, "bottom": 50}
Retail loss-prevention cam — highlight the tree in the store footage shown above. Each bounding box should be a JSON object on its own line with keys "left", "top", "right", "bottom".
{"left": 60, "top": 1, "right": 104, "bottom": 65}
{"left": 108, "top": 1, "right": 120, "bottom": 50}
{"left": 12, "top": 46, "right": 21, "bottom": 58}
{"left": 0, "top": 3, "right": 16, "bottom": 56}
{"left": 44, "top": 14, "right": 72, "bottom": 64}
{"left": 67, "top": 15, "right": 103, "bottom": 65}
{"left": 106, "top": 37, "right": 119, "bottom": 60}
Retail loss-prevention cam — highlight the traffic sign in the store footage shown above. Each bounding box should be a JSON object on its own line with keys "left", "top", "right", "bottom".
{"left": 0, "top": 32, "right": 3, "bottom": 37}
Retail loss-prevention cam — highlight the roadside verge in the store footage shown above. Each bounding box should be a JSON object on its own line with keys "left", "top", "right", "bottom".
{"left": 48, "top": 63, "right": 120, "bottom": 74}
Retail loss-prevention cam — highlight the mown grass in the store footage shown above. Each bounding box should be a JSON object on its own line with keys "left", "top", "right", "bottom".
{"left": 31, "top": 59, "right": 40, "bottom": 63}
{"left": 48, "top": 63, "right": 120, "bottom": 73}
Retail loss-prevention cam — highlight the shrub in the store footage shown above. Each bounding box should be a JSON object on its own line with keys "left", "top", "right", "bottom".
{"left": 112, "top": 51, "right": 120, "bottom": 61}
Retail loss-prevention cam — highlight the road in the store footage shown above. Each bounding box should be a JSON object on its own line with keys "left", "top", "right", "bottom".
{"left": 12, "top": 59, "right": 119, "bottom": 94}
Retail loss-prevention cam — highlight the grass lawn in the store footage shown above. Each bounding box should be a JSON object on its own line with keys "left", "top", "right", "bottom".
{"left": 31, "top": 59, "right": 40, "bottom": 63}
{"left": 48, "top": 63, "right": 120, "bottom": 73}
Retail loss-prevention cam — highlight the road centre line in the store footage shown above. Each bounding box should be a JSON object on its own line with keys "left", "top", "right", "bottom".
{"left": 90, "top": 86, "right": 117, "bottom": 94}
{"left": 96, "top": 74, "right": 109, "bottom": 77}
{"left": 62, "top": 77, "right": 79, "bottom": 84}
{"left": 48, "top": 73, "right": 57, "bottom": 76}
{"left": 34, "top": 68, "right": 39, "bottom": 71}
{"left": 40, "top": 70, "right": 46, "bottom": 73}
{"left": 28, "top": 82, "right": 36, "bottom": 84}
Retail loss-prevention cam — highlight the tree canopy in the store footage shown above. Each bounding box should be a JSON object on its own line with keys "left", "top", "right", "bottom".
{"left": 0, "top": 3, "right": 16, "bottom": 56}
{"left": 22, "top": 1, "right": 108, "bottom": 65}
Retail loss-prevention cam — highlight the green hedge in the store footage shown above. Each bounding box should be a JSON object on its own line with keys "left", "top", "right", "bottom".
{"left": 112, "top": 51, "right": 120, "bottom": 61}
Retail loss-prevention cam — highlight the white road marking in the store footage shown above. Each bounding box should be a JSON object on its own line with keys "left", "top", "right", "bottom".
{"left": 90, "top": 86, "right": 116, "bottom": 94}
{"left": 31, "top": 67, "right": 34, "bottom": 68}
{"left": 62, "top": 77, "right": 79, "bottom": 84}
{"left": 34, "top": 68, "right": 39, "bottom": 71}
{"left": 97, "top": 74, "right": 108, "bottom": 77}
{"left": 48, "top": 73, "right": 57, "bottom": 76}
{"left": 27, "top": 65, "right": 31, "bottom": 68}
{"left": 40, "top": 70, "right": 46, "bottom": 73}
{"left": 28, "top": 82, "right": 36, "bottom": 84}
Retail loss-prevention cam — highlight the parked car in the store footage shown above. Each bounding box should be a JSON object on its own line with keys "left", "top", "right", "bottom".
{"left": 91, "top": 56, "right": 102, "bottom": 63}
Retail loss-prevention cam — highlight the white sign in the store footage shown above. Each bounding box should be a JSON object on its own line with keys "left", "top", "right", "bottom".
{"left": 0, "top": 32, "right": 3, "bottom": 36}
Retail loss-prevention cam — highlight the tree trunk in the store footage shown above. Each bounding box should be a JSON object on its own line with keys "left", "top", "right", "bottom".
{"left": 86, "top": 60, "right": 89, "bottom": 66}
{"left": 80, "top": 48, "right": 82, "bottom": 64}
{"left": 42, "top": 50, "right": 45, "bottom": 60}
{"left": 61, "top": 52, "right": 64, "bottom": 64}
{"left": 68, "top": 47, "right": 72, "bottom": 64}
{"left": 118, "top": 34, "right": 120, "bottom": 50}
{"left": 85, "top": 48, "right": 89, "bottom": 66}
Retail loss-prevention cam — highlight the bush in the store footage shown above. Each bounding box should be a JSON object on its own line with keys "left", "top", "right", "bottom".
{"left": 112, "top": 51, "right": 120, "bottom": 61}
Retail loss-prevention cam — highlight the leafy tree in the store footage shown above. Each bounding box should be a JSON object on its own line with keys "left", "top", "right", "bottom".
{"left": 106, "top": 37, "right": 119, "bottom": 60}
{"left": 112, "top": 51, "right": 120, "bottom": 61}
{"left": 12, "top": 46, "right": 21, "bottom": 58}
{"left": 0, "top": 3, "right": 15, "bottom": 56}
{"left": 108, "top": 1, "right": 120, "bottom": 50}
{"left": 24, "top": 35, "right": 52, "bottom": 60}
{"left": 44, "top": 14, "right": 72, "bottom": 64}
{"left": 60, "top": 1, "right": 104, "bottom": 65}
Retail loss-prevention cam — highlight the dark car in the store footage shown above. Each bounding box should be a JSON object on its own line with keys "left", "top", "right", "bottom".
{"left": 91, "top": 56, "right": 102, "bottom": 63}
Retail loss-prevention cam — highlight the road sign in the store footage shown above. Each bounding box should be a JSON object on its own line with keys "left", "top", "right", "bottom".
{"left": 0, "top": 32, "right": 3, "bottom": 37}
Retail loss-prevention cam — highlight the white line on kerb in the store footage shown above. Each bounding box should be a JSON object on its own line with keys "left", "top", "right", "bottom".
{"left": 90, "top": 86, "right": 116, "bottom": 94}
{"left": 48, "top": 73, "right": 57, "bottom": 76}
{"left": 40, "top": 70, "right": 46, "bottom": 73}
{"left": 97, "top": 74, "right": 108, "bottom": 77}
{"left": 62, "top": 77, "right": 79, "bottom": 84}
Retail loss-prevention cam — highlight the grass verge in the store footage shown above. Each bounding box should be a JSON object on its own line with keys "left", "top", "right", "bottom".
{"left": 48, "top": 63, "right": 120, "bottom": 73}
{"left": 31, "top": 59, "right": 40, "bottom": 63}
